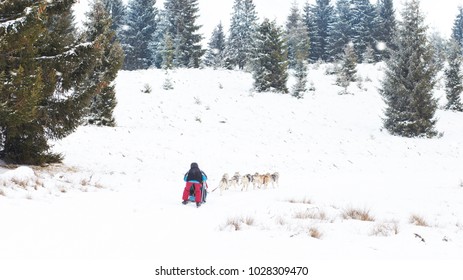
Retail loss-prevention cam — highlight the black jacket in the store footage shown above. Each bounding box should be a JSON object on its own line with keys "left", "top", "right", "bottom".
{"left": 184, "top": 162, "right": 207, "bottom": 183}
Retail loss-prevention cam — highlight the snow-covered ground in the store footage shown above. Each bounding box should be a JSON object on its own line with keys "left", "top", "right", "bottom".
{"left": 1, "top": 64, "right": 463, "bottom": 279}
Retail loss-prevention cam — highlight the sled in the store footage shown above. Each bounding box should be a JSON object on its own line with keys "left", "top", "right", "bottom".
{"left": 187, "top": 182, "right": 208, "bottom": 203}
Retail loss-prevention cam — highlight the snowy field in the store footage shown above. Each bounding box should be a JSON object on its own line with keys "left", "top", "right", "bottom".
{"left": 1, "top": 64, "right": 463, "bottom": 279}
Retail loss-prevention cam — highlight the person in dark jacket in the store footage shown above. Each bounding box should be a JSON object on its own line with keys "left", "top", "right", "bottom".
{"left": 182, "top": 162, "right": 208, "bottom": 207}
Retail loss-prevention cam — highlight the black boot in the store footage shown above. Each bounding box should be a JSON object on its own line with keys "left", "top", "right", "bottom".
{"left": 182, "top": 200, "right": 188, "bottom": 205}
{"left": 196, "top": 202, "right": 201, "bottom": 207}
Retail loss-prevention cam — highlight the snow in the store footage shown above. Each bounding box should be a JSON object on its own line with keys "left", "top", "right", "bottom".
{"left": 1, "top": 64, "right": 463, "bottom": 279}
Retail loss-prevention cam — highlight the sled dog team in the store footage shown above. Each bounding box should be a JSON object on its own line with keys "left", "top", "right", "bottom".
{"left": 217, "top": 172, "right": 279, "bottom": 195}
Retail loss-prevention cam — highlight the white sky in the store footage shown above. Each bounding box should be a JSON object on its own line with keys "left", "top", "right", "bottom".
{"left": 75, "top": 0, "right": 463, "bottom": 39}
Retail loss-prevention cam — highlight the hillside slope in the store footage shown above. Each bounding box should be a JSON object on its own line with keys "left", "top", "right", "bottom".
{"left": 1, "top": 64, "right": 463, "bottom": 264}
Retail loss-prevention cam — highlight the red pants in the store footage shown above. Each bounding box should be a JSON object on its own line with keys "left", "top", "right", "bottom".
{"left": 182, "top": 181, "right": 201, "bottom": 203}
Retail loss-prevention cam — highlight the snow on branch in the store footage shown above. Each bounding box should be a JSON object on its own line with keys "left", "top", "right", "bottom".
{"left": 36, "top": 42, "right": 93, "bottom": 61}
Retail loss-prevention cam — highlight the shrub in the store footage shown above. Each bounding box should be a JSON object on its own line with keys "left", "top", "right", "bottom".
{"left": 222, "top": 216, "right": 255, "bottom": 231}
{"left": 141, "top": 83, "right": 152, "bottom": 94}
{"left": 287, "top": 197, "right": 312, "bottom": 204}
{"left": 308, "top": 227, "right": 323, "bottom": 239}
{"left": 163, "top": 78, "right": 174, "bottom": 90}
{"left": 342, "top": 207, "right": 375, "bottom": 222}
{"left": 371, "top": 221, "right": 400, "bottom": 236}
{"left": 293, "top": 209, "right": 327, "bottom": 220}
{"left": 409, "top": 214, "right": 428, "bottom": 227}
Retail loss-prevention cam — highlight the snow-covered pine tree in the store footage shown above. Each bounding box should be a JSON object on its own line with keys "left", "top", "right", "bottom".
{"left": 349, "top": 0, "right": 376, "bottom": 62}
{"left": 163, "top": 0, "right": 204, "bottom": 68}
{"left": 121, "top": 0, "right": 157, "bottom": 70}
{"left": 444, "top": 39, "right": 463, "bottom": 111}
{"left": 380, "top": 0, "right": 438, "bottom": 138}
{"left": 101, "top": 0, "right": 126, "bottom": 39}
{"left": 303, "top": 0, "right": 335, "bottom": 62}
{"left": 285, "top": 2, "right": 310, "bottom": 69}
{"left": 452, "top": 6, "right": 463, "bottom": 49}
{"left": 1, "top": 0, "right": 101, "bottom": 164}
{"left": 204, "top": 23, "right": 226, "bottom": 68}
{"left": 151, "top": 8, "right": 168, "bottom": 68}
{"left": 252, "top": 19, "right": 288, "bottom": 93}
{"left": 429, "top": 30, "right": 447, "bottom": 70}
{"left": 84, "top": 0, "right": 124, "bottom": 126}
{"left": 327, "top": 0, "right": 353, "bottom": 61}
{"left": 374, "top": 0, "right": 397, "bottom": 60}
{"left": 336, "top": 42, "right": 357, "bottom": 94}
{"left": 291, "top": 58, "right": 308, "bottom": 99}
{"left": 302, "top": 2, "right": 317, "bottom": 62}
{"left": 362, "top": 44, "right": 375, "bottom": 63}
{"left": 226, "top": 0, "right": 258, "bottom": 70}
{"left": 0, "top": 1, "right": 45, "bottom": 164}
{"left": 161, "top": 33, "right": 175, "bottom": 70}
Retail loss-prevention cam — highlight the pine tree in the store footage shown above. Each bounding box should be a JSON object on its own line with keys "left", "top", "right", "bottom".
{"left": 302, "top": 2, "right": 317, "bottom": 61}
{"left": 121, "top": 0, "right": 157, "bottom": 70}
{"left": 429, "top": 30, "right": 447, "bottom": 70}
{"left": 84, "top": 0, "right": 124, "bottom": 126}
{"left": 253, "top": 19, "right": 288, "bottom": 93}
{"left": 350, "top": 0, "right": 376, "bottom": 62}
{"left": 226, "top": 0, "right": 258, "bottom": 70}
{"left": 444, "top": 39, "right": 463, "bottom": 111}
{"left": 1, "top": 0, "right": 101, "bottom": 164}
{"left": 375, "top": 0, "right": 397, "bottom": 60}
{"left": 363, "top": 44, "right": 376, "bottom": 63}
{"left": 380, "top": 0, "right": 438, "bottom": 138}
{"left": 303, "top": 0, "right": 335, "bottom": 62}
{"left": 163, "top": 0, "right": 204, "bottom": 68}
{"left": 151, "top": 9, "right": 169, "bottom": 68}
{"left": 101, "top": 0, "right": 126, "bottom": 38}
{"left": 336, "top": 43, "right": 357, "bottom": 94}
{"left": 285, "top": 2, "right": 310, "bottom": 69}
{"left": 452, "top": 6, "right": 463, "bottom": 49}
{"left": 0, "top": 0, "right": 45, "bottom": 162}
{"left": 204, "top": 23, "right": 226, "bottom": 68}
{"left": 291, "top": 59, "right": 308, "bottom": 99}
{"left": 161, "top": 33, "right": 175, "bottom": 70}
{"left": 327, "top": 0, "right": 354, "bottom": 61}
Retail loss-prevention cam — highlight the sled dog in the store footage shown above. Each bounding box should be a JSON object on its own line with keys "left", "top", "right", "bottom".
{"left": 270, "top": 172, "right": 279, "bottom": 188}
{"left": 261, "top": 173, "right": 271, "bottom": 189}
{"left": 241, "top": 174, "right": 252, "bottom": 191}
{"left": 229, "top": 172, "right": 240, "bottom": 189}
{"left": 218, "top": 173, "right": 229, "bottom": 195}
{"left": 252, "top": 173, "right": 263, "bottom": 189}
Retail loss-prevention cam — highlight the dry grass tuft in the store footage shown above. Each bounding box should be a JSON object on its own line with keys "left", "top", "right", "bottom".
{"left": 308, "top": 227, "right": 323, "bottom": 239}
{"left": 293, "top": 208, "right": 327, "bottom": 220}
{"left": 223, "top": 216, "right": 255, "bottom": 231}
{"left": 243, "top": 216, "right": 255, "bottom": 226}
{"left": 371, "top": 221, "right": 400, "bottom": 236}
{"left": 226, "top": 218, "right": 242, "bottom": 231}
{"left": 275, "top": 216, "right": 286, "bottom": 226}
{"left": 409, "top": 214, "right": 429, "bottom": 227}
{"left": 11, "top": 177, "right": 28, "bottom": 188}
{"left": 287, "top": 197, "right": 313, "bottom": 204}
{"left": 94, "top": 182, "right": 105, "bottom": 189}
{"left": 80, "top": 178, "right": 90, "bottom": 186}
{"left": 342, "top": 207, "right": 375, "bottom": 222}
